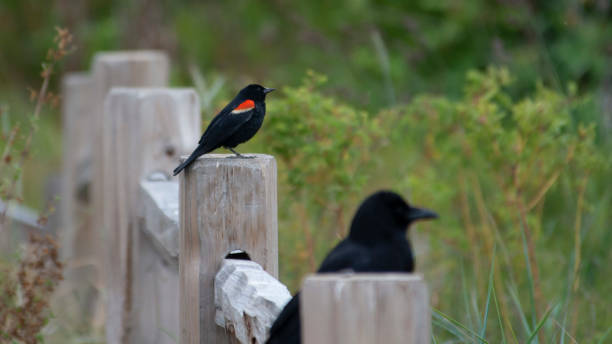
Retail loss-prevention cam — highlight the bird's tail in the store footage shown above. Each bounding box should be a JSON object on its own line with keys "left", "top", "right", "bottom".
{"left": 173, "top": 146, "right": 206, "bottom": 176}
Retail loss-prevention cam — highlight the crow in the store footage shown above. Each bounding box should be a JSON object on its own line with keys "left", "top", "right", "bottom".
{"left": 266, "top": 190, "right": 437, "bottom": 344}
{"left": 173, "top": 84, "right": 274, "bottom": 175}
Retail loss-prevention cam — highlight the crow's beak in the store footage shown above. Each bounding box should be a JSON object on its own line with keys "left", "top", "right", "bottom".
{"left": 263, "top": 87, "right": 275, "bottom": 94}
{"left": 407, "top": 206, "right": 438, "bottom": 222}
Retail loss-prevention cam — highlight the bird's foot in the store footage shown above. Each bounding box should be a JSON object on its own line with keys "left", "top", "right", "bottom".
{"left": 227, "top": 148, "right": 255, "bottom": 159}
{"left": 226, "top": 154, "right": 255, "bottom": 159}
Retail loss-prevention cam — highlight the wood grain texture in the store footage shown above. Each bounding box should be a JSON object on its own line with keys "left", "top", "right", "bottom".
{"left": 301, "top": 274, "right": 430, "bottom": 344}
{"left": 135, "top": 178, "right": 181, "bottom": 343}
{"left": 57, "top": 72, "right": 102, "bottom": 331}
{"left": 90, "top": 51, "right": 169, "bottom": 334}
{"left": 134, "top": 229, "right": 180, "bottom": 344}
{"left": 179, "top": 154, "right": 278, "bottom": 344}
{"left": 139, "top": 178, "right": 180, "bottom": 264}
{"left": 102, "top": 88, "right": 200, "bottom": 344}
{"left": 60, "top": 72, "right": 96, "bottom": 262}
{"left": 215, "top": 259, "right": 291, "bottom": 344}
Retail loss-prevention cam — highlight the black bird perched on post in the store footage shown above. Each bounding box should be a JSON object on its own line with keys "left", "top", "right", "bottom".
{"left": 266, "top": 191, "right": 437, "bottom": 344}
{"left": 173, "top": 84, "right": 275, "bottom": 176}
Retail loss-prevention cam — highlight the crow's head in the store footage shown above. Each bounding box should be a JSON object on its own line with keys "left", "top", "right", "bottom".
{"left": 349, "top": 190, "right": 437, "bottom": 242}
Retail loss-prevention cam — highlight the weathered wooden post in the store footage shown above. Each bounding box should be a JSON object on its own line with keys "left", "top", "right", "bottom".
{"left": 136, "top": 177, "right": 181, "bottom": 344}
{"left": 215, "top": 259, "right": 291, "bottom": 343}
{"left": 57, "top": 51, "right": 169, "bottom": 330}
{"left": 179, "top": 154, "right": 278, "bottom": 344}
{"left": 102, "top": 88, "right": 201, "bottom": 344}
{"left": 61, "top": 72, "right": 95, "bottom": 261}
{"left": 92, "top": 51, "right": 169, "bottom": 239}
{"left": 301, "top": 274, "right": 430, "bottom": 344}
{"left": 57, "top": 72, "right": 100, "bottom": 329}
{"left": 90, "top": 52, "right": 169, "bottom": 320}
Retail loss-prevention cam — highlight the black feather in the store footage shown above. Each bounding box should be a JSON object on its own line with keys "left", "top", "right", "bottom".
{"left": 173, "top": 84, "right": 274, "bottom": 176}
{"left": 266, "top": 191, "right": 437, "bottom": 344}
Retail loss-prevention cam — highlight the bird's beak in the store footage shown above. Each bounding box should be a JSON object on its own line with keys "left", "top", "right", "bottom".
{"left": 407, "top": 206, "right": 438, "bottom": 222}
{"left": 263, "top": 87, "right": 275, "bottom": 94}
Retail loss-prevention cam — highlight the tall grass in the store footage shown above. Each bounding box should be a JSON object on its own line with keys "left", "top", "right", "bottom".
{"left": 256, "top": 69, "right": 611, "bottom": 342}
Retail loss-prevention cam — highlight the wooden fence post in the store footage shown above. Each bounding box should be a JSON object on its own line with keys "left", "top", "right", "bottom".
{"left": 57, "top": 72, "right": 99, "bottom": 328}
{"left": 92, "top": 52, "right": 169, "bottom": 235}
{"left": 61, "top": 72, "right": 95, "bottom": 260}
{"left": 137, "top": 178, "right": 180, "bottom": 344}
{"left": 179, "top": 154, "right": 278, "bottom": 344}
{"left": 90, "top": 52, "right": 169, "bottom": 323}
{"left": 301, "top": 274, "right": 430, "bottom": 344}
{"left": 102, "top": 88, "right": 201, "bottom": 344}
{"left": 215, "top": 259, "right": 291, "bottom": 343}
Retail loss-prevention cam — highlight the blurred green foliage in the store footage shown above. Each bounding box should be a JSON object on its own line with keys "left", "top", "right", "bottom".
{"left": 1, "top": 0, "right": 612, "bottom": 342}
{"left": 387, "top": 68, "right": 610, "bottom": 342}
{"left": 262, "top": 70, "right": 385, "bottom": 282}
{"left": 2, "top": 1, "right": 612, "bottom": 109}
{"left": 257, "top": 69, "right": 611, "bottom": 342}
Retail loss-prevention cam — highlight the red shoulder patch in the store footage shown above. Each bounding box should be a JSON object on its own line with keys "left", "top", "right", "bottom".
{"left": 234, "top": 99, "right": 255, "bottom": 111}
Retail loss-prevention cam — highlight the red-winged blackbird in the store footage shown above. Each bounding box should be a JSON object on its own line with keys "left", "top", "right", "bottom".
{"left": 266, "top": 191, "right": 437, "bottom": 344}
{"left": 173, "top": 84, "right": 275, "bottom": 175}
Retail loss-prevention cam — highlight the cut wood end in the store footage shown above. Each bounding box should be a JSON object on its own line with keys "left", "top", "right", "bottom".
{"left": 215, "top": 259, "right": 291, "bottom": 344}
{"left": 178, "top": 153, "right": 276, "bottom": 163}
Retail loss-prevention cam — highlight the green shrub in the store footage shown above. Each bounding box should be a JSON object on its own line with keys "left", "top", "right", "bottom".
{"left": 257, "top": 68, "right": 611, "bottom": 342}
{"left": 261, "top": 71, "right": 385, "bottom": 285}
{"left": 386, "top": 67, "right": 609, "bottom": 342}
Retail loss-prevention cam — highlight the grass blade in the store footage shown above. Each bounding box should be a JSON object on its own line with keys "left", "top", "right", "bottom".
{"left": 461, "top": 262, "right": 476, "bottom": 331}
{"left": 508, "top": 284, "right": 531, "bottom": 335}
{"left": 526, "top": 307, "right": 553, "bottom": 343}
{"left": 597, "top": 325, "right": 612, "bottom": 344}
{"left": 433, "top": 317, "right": 469, "bottom": 341}
{"left": 480, "top": 248, "right": 496, "bottom": 337}
{"left": 518, "top": 210, "right": 538, "bottom": 332}
{"left": 433, "top": 308, "right": 490, "bottom": 344}
{"left": 492, "top": 283, "right": 507, "bottom": 344}
{"left": 553, "top": 317, "right": 578, "bottom": 344}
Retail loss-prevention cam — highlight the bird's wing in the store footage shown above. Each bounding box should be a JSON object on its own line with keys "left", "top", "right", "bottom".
{"left": 266, "top": 293, "right": 301, "bottom": 344}
{"left": 267, "top": 240, "right": 411, "bottom": 343}
{"left": 319, "top": 239, "right": 413, "bottom": 273}
{"left": 198, "top": 110, "right": 254, "bottom": 150}
{"left": 317, "top": 240, "right": 371, "bottom": 273}
{"left": 198, "top": 99, "right": 255, "bottom": 146}
{"left": 267, "top": 241, "right": 367, "bottom": 344}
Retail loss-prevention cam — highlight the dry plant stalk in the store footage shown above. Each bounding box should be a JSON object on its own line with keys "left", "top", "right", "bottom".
{"left": 0, "top": 27, "right": 74, "bottom": 224}
{"left": 0, "top": 234, "right": 64, "bottom": 343}
{"left": 0, "top": 26, "right": 73, "bottom": 344}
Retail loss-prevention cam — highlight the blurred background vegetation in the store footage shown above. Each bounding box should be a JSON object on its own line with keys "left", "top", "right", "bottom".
{"left": 1, "top": 0, "right": 612, "bottom": 342}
